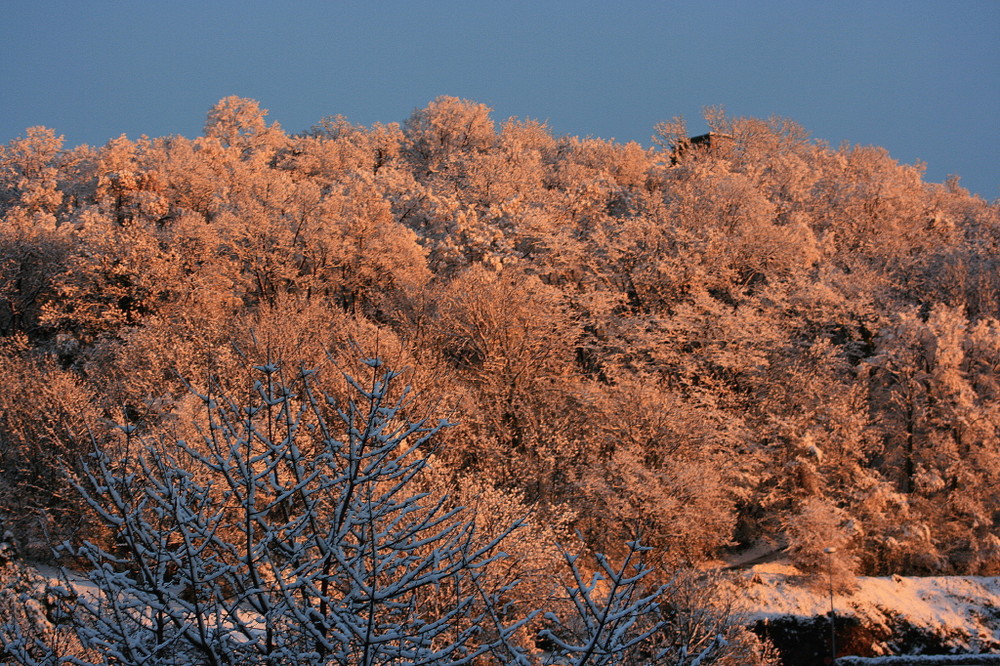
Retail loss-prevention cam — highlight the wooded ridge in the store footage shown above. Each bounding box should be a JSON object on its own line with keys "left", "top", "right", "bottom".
{"left": 1, "top": 96, "right": 998, "bottom": 664}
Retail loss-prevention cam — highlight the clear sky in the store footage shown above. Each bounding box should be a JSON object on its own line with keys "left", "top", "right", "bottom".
{"left": 3, "top": 1, "right": 998, "bottom": 198}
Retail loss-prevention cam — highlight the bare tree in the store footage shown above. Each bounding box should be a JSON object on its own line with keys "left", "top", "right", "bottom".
{"left": 8, "top": 360, "right": 531, "bottom": 665}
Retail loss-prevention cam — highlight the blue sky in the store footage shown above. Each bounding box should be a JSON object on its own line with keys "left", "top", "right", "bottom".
{"left": 3, "top": 1, "right": 998, "bottom": 198}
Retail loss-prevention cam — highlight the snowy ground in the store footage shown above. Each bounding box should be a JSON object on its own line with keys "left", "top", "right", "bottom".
{"left": 837, "top": 654, "right": 1000, "bottom": 664}
{"left": 730, "top": 561, "right": 1000, "bottom": 660}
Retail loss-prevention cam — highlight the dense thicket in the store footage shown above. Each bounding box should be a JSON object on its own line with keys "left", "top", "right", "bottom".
{"left": 2, "top": 95, "right": 999, "bottom": 588}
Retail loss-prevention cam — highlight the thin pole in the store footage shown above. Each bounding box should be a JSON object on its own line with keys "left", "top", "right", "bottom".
{"left": 825, "top": 547, "right": 837, "bottom": 663}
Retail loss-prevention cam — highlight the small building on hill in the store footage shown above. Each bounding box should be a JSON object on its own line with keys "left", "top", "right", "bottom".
{"left": 672, "top": 131, "right": 735, "bottom": 163}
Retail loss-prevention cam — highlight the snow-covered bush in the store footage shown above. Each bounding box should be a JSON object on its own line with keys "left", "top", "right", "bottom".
{"left": 536, "top": 544, "right": 777, "bottom": 666}
{"left": 784, "top": 496, "right": 859, "bottom": 592}
{"left": 7, "top": 360, "right": 532, "bottom": 665}
{"left": 0, "top": 537, "right": 86, "bottom": 664}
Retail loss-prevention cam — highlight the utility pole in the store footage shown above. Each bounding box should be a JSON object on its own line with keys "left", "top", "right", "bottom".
{"left": 824, "top": 547, "right": 837, "bottom": 664}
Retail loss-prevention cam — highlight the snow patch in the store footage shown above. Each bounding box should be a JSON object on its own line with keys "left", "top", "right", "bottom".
{"left": 735, "top": 570, "right": 1000, "bottom": 656}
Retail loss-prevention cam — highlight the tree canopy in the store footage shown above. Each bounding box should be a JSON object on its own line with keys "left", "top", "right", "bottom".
{"left": 1, "top": 96, "right": 998, "bottom": 609}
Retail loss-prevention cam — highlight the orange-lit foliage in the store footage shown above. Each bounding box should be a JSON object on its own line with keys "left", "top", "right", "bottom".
{"left": 2, "top": 98, "right": 999, "bottom": 581}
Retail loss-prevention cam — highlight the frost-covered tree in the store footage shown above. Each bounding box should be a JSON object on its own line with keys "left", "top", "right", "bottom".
{"left": 403, "top": 96, "right": 495, "bottom": 177}
{"left": 537, "top": 542, "right": 775, "bottom": 665}
{"left": 9, "top": 361, "right": 532, "bottom": 665}
{"left": 867, "top": 305, "right": 1000, "bottom": 573}
{"left": 203, "top": 96, "right": 286, "bottom": 160}
{"left": 538, "top": 539, "right": 669, "bottom": 665}
{"left": 0, "top": 126, "right": 64, "bottom": 217}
